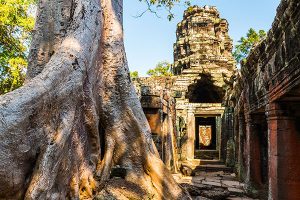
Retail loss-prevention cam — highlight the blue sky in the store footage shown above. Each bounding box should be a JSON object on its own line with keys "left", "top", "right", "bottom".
{"left": 124, "top": 0, "right": 281, "bottom": 76}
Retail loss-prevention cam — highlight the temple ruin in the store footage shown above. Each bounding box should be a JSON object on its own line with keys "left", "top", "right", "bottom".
{"left": 172, "top": 5, "right": 236, "bottom": 162}
{"left": 134, "top": 1, "right": 300, "bottom": 199}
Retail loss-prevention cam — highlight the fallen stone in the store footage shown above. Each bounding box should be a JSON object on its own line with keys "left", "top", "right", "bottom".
{"left": 228, "top": 187, "right": 245, "bottom": 196}
{"left": 222, "top": 180, "right": 240, "bottom": 187}
{"left": 192, "top": 176, "right": 205, "bottom": 181}
{"left": 180, "top": 183, "right": 203, "bottom": 196}
{"left": 202, "top": 181, "right": 222, "bottom": 187}
{"left": 180, "top": 183, "right": 213, "bottom": 196}
{"left": 205, "top": 177, "right": 221, "bottom": 183}
{"left": 219, "top": 174, "right": 237, "bottom": 181}
{"left": 201, "top": 187, "right": 230, "bottom": 200}
{"left": 211, "top": 176, "right": 222, "bottom": 180}
{"left": 194, "top": 184, "right": 214, "bottom": 190}
{"left": 192, "top": 179, "right": 204, "bottom": 185}
{"left": 227, "top": 197, "right": 257, "bottom": 200}
{"left": 194, "top": 196, "right": 213, "bottom": 200}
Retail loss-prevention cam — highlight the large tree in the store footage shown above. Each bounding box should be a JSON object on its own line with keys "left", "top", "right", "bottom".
{"left": 0, "top": 0, "right": 190, "bottom": 199}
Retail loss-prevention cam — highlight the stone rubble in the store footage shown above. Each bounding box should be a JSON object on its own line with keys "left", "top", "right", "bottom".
{"left": 173, "top": 172, "right": 257, "bottom": 200}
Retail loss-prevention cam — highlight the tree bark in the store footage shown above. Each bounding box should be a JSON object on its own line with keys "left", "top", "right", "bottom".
{"left": 0, "top": 0, "right": 189, "bottom": 199}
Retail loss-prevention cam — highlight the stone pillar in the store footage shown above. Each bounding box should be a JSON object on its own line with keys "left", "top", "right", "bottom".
{"left": 186, "top": 108, "right": 195, "bottom": 160}
{"left": 267, "top": 102, "right": 300, "bottom": 200}
{"left": 162, "top": 112, "right": 171, "bottom": 170}
{"left": 216, "top": 115, "right": 221, "bottom": 159}
{"left": 170, "top": 100, "right": 179, "bottom": 172}
{"left": 234, "top": 114, "right": 239, "bottom": 165}
{"left": 225, "top": 107, "right": 235, "bottom": 167}
{"left": 237, "top": 113, "right": 246, "bottom": 181}
{"left": 245, "top": 114, "right": 262, "bottom": 189}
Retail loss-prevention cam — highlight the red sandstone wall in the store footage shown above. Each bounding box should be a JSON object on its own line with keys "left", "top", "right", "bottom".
{"left": 226, "top": 0, "right": 300, "bottom": 199}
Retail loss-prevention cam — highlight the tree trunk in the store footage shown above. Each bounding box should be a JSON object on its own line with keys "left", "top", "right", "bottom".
{"left": 0, "top": 0, "right": 189, "bottom": 199}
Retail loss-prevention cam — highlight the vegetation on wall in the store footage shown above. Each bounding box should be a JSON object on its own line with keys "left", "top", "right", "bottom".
{"left": 0, "top": 0, "right": 36, "bottom": 94}
{"left": 233, "top": 28, "right": 266, "bottom": 64}
{"left": 130, "top": 70, "right": 139, "bottom": 79}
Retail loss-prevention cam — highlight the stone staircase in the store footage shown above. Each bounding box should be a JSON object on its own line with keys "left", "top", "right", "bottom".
{"left": 180, "top": 159, "right": 233, "bottom": 176}
{"left": 194, "top": 150, "right": 220, "bottom": 160}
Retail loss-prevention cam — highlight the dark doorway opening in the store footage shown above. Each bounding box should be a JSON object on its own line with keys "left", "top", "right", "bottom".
{"left": 195, "top": 117, "right": 217, "bottom": 150}
{"left": 187, "top": 73, "right": 224, "bottom": 103}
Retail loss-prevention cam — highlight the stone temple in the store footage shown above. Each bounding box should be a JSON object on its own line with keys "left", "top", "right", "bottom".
{"left": 134, "top": 2, "right": 300, "bottom": 199}
{"left": 172, "top": 5, "right": 236, "bottom": 161}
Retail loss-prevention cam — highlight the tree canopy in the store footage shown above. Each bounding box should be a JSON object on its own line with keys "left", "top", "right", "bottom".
{"left": 147, "top": 61, "right": 173, "bottom": 77}
{"left": 0, "top": 0, "right": 36, "bottom": 94}
{"left": 233, "top": 28, "right": 266, "bottom": 64}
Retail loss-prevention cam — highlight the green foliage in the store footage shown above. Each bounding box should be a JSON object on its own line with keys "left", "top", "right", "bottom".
{"left": 186, "top": 6, "right": 194, "bottom": 14}
{"left": 130, "top": 71, "right": 139, "bottom": 80}
{"left": 233, "top": 28, "right": 266, "bottom": 64}
{"left": 147, "top": 61, "right": 173, "bottom": 77}
{"left": 0, "top": 0, "right": 36, "bottom": 94}
{"left": 138, "top": 0, "right": 191, "bottom": 20}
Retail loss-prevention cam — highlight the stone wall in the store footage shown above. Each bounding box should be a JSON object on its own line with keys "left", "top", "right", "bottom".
{"left": 133, "top": 77, "right": 179, "bottom": 172}
{"left": 225, "top": 0, "right": 300, "bottom": 199}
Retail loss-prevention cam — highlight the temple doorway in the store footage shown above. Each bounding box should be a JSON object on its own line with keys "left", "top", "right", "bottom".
{"left": 194, "top": 115, "right": 220, "bottom": 160}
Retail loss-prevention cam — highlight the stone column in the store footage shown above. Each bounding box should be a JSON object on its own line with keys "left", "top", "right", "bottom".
{"left": 163, "top": 112, "right": 171, "bottom": 170}
{"left": 215, "top": 115, "right": 221, "bottom": 159}
{"left": 237, "top": 113, "right": 246, "bottom": 181}
{"left": 225, "top": 107, "right": 235, "bottom": 167}
{"left": 266, "top": 102, "right": 300, "bottom": 200}
{"left": 234, "top": 114, "right": 239, "bottom": 165}
{"left": 170, "top": 100, "right": 179, "bottom": 172}
{"left": 186, "top": 108, "right": 195, "bottom": 160}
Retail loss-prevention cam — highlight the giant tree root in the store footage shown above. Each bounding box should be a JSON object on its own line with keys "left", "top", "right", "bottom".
{"left": 96, "top": 178, "right": 154, "bottom": 200}
{"left": 94, "top": 0, "right": 190, "bottom": 199}
{"left": 94, "top": 107, "right": 190, "bottom": 199}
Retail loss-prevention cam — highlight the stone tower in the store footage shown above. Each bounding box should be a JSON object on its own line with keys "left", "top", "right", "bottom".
{"left": 172, "top": 6, "right": 236, "bottom": 161}
{"left": 173, "top": 5, "right": 235, "bottom": 93}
